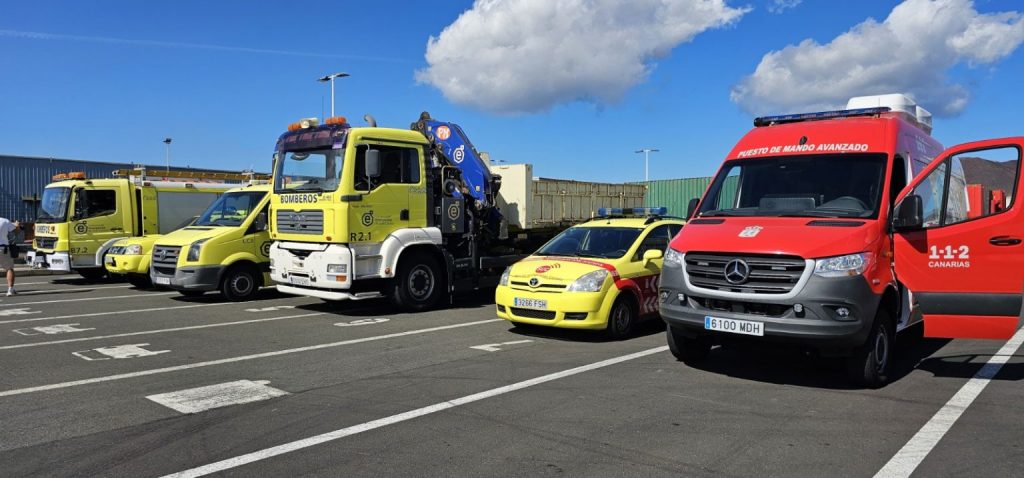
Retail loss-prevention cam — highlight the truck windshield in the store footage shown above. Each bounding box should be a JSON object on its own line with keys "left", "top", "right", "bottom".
{"left": 699, "top": 153, "right": 888, "bottom": 219}
{"left": 37, "top": 187, "right": 71, "bottom": 223}
{"left": 274, "top": 149, "right": 343, "bottom": 193}
{"left": 535, "top": 227, "right": 643, "bottom": 259}
{"left": 195, "top": 191, "right": 267, "bottom": 227}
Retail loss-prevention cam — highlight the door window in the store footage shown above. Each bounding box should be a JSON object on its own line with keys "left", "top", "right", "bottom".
{"left": 908, "top": 146, "right": 1021, "bottom": 229}
{"left": 943, "top": 147, "right": 1019, "bottom": 226}
{"left": 74, "top": 189, "right": 117, "bottom": 220}
{"left": 634, "top": 224, "right": 673, "bottom": 261}
{"left": 354, "top": 145, "right": 421, "bottom": 191}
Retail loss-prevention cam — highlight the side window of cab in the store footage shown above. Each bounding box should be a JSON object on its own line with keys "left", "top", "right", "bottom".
{"left": 907, "top": 147, "right": 1020, "bottom": 229}
{"left": 354, "top": 144, "right": 421, "bottom": 191}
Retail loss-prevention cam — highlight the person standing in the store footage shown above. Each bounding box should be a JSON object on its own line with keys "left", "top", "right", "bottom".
{"left": 0, "top": 217, "right": 19, "bottom": 296}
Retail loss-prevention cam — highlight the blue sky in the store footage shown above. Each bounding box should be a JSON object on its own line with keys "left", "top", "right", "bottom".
{"left": 1, "top": 1, "right": 1022, "bottom": 182}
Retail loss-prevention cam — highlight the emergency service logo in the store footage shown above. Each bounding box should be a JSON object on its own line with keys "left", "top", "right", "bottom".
{"left": 261, "top": 241, "right": 271, "bottom": 257}
{"left": 453, "top": 145, "right": 465, "bottom": 163}
{"left": 535, "top": 264, "right": 561, "bottom": 274}
{"left": 738, "top": 226, "right": 763, "bottom": 238}
{"left": 447, "top": 203, "right": 461, "bottom": 221}
{"left": 436, "top": 125, "right": 451, "bottom": 140}
{"left": 74, "top": 223, "right": 88, "bottom": 234}
{"left": 361, "top": 211, "right": 375, "bottom": 227}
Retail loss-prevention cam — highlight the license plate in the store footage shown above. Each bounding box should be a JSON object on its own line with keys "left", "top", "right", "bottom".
{"left": 155, "top": 277, "right": 171, "bottom": 285}
{"left": 51, "top": 259, "right": 64, "bottom": 265}
{"left": 513, "top": 297, "right": 547, "bottom": 309}
{"left": 289, "top": 276, "right": 311, "bottom": 287}
{"left": 704, "top": 316, "right": 764, "bottom": 336}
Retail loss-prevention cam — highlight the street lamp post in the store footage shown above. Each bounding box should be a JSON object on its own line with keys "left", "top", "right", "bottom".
{"left": 317, "top": 72, "right": 350, "bottom": 117}
{"left": 163, "top": 137, "right": 173, "bottom": 173}
{"left": 635, "top": 148, "right": 659, "bottom": 182}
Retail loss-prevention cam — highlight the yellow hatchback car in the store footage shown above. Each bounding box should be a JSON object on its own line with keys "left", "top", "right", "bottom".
{"left": 496, "top": 208, "right": 684, "bottom": 339}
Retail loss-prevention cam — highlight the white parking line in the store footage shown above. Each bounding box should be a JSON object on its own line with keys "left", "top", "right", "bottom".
{"left": 0, "top": 313, "right": 324, "bottom": 350}
{"left": 147, "top": 380, "right": 289, "bottom": 414}
{"left": 0, "top": 301, "right": 232, "bottom": 325}
{"left": 0, "top": 292, "right": 176, "bottom": 309}
{"left": 15, "top": 284, "right": 131, "bottom": 295}
{"left": 0, "top": 318, "right": 503, "bottom": 398}
{"left": 163, "top": 345, "right": 669, "bottom": 478}
{"left": 874, "top": 327, "right": 1024, "bottom": 478}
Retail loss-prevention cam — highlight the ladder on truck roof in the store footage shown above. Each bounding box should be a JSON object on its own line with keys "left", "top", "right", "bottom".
{"left": 112, "top": 167, "right": 271, "bottom": 184}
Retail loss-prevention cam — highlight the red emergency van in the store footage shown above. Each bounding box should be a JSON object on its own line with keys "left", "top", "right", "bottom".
{"left": 658, "top": 94, "right": 1022, "bottom": 387}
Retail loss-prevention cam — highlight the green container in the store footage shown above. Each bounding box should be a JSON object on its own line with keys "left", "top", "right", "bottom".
{"left": 641, "top": 176, "right": 738, "bottom": 217}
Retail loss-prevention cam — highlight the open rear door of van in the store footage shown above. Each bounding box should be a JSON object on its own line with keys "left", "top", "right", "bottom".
{"left": 892, "top": 137, "right": 1023, "bottom": 339}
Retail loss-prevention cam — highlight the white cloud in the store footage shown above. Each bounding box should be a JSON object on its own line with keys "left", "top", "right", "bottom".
{"left": 731, "top": 0, "right": 1024, "bottom": 116}
{"left": 417, "top": 0, "right": 749, "bottom": 114}
{"left": 767, "top": 0, "right": 801, "bottom": 14}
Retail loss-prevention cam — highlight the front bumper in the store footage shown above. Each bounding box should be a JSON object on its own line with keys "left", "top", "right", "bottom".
{"left": 26, "top": 250, "right": 72, "bottom": 272}
{"left": 494, "top": 285, "right": 616, "bottom": 330}
{"left": 658, "top": 264, "right": 880, "bottom": 350}
{"left": 269, "top": 242, "right": 354, "bottom": 300}
{"left": 151, "top": 265, "right": 224, "bottom": 291}
{"left": 104, "top": 254, "right": 148, "bottom": 275}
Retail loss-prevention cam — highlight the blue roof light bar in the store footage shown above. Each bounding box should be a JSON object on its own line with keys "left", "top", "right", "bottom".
{"left": 597, "top": 207, "right": 668, "bottom": 217}
{"left": 753, "top": 107, "right": 891, "bottom": 127}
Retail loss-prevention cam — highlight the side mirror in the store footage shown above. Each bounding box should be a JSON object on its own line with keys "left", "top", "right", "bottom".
{"left": 254, "top": 212, "right": 268, "bottom": 231}
{"left": 686, "top": 198, "right": 700, "bottom": 219}
{"left": 365, "top": 149, "right": 381, "bottom": 178}
{"left": 643, "top": 249, "right": 663, "bottom": 265}
{"left": 892, "top": 194, "right": 924, "bottom": 231}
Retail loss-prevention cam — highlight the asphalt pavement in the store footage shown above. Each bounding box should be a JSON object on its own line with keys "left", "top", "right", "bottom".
{"left": 0, "top": 275, "right": 1020, "bottom": 477}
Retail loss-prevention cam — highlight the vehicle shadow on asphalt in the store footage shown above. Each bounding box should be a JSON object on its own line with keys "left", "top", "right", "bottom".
{"left": 506, "top": 316, "right": 667, "bottom": 343}
{"left": 915, "top": 353, "right": 1024, "bottom": 381}
{"left": 292, "top": 290, "right": 499, "bottom": 317}
{"left": 680, "top": 325, "right": 952, "bottom": 390}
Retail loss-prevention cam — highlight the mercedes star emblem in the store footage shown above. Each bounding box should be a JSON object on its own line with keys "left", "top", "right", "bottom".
{"left": 723, "top": 259, "right": 750, "bottom": 284}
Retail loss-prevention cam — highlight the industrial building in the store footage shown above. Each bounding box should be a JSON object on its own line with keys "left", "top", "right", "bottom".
{"left": 0, "top": 154, "right": 257, "bottom": 222}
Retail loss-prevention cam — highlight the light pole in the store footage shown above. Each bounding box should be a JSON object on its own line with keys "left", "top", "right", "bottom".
{"left": 317, "top": 72, "right": 349, "bottom": 117}
{"left": 635, "top": 148, "right": 659, "bottom": 182}
{"left": 163, "top": 137, "right": 172, "bottom": 173}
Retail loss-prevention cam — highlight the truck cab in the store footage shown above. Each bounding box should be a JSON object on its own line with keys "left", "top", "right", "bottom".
{"left": 150, "top": 183, "right": 272, "bottom": 301}
{"left": 658, "top": 94, "right": 948, "bottom": 387}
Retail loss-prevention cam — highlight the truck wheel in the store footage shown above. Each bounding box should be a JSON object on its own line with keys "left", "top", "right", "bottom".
{"left": 846, "top": 309, "right": 893, "bottom": 388}
{"left": 78, "top": 268, "right": 107, "bottom": 281}
{"left": 221, "top": 264, "right": 260, "bottom": 302}
{"left": 667, "top": 326, "right": 711, "bottom": 364}
{"left": 392, "top": 253, "right": 443, "bottom": 312}
{"left": 604, "top": 296, "right": 637, "bottom": 340}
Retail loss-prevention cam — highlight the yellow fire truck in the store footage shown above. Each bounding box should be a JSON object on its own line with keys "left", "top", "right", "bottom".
{"left": 28, "top": 168, "right": 265, "bottom": 280}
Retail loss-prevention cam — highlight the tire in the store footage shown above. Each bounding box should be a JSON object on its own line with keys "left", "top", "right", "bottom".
{"left": 221, "top": 264, "right": 260, "bottom": 302}
{"left": 392, "top": 252, "right": 444, "bottom": 312}
{"left": 127, "top": 274, "right": 151, "bottom": 289}
{"left": 77, "top": 268, "right": 107, "bottom": 281}
{"left": 604, "top": 296, "right": 637, "bottom": 340}
{"left": 178, "top": 290, "right": 205, "bottom": 298}
{"left": 846, "top": 309, "right": 894, "bottom": 388}
{"left": 667, "top": 326, "right": 711, "bottom": 364}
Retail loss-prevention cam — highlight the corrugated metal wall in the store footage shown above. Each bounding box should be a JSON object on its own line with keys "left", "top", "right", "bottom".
{"left": 0, "top": 155, "right": 251, "bottom": 222}
{"left": 642, "top": 177, "right": 713, "bottom": 217}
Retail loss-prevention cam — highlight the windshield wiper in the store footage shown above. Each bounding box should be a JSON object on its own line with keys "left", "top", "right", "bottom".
{"left": 573, "top": 252, "right": 607, "bottom": 259}
{"left": 701, "top": 209, "right": 751, "bottom": 217}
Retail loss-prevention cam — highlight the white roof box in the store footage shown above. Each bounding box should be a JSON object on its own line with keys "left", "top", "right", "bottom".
{"left": 846, "top": 93, "right": 932, "bottom": 134}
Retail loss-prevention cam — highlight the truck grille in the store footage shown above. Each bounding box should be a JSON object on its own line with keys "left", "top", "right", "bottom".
{"left": 276, "top": 210, "right": 324, "bottom": 235}
{"left": 152, "top": 246, "right": 181, "bottom": 275}
{"left": 685, "top": 252, "right": 806, "bottom": 295}
{"left": 35, "top": 237, "right": 56, "bottom": 249}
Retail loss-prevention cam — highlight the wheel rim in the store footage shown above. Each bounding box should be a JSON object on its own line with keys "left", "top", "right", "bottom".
{"left": 408, "top": 265, "right": 434, "bottom": 300}
{"left": 231, "top": 273, "right": 254, "bottom": 296}
{"left": 873, "top": 324, "right": 889, "bottom": 373}
{"left": 612, "top": 303, "right": 631, "bottom": 334}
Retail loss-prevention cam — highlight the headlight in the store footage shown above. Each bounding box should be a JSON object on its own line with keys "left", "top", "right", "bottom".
{"left": 186, "top": 239, "right": 210, "bottom": 262}
{"left": 124, "top": 244, "right": 143, "bottom": 255}
{"left": 566, "top": 269, "right": 609, "bottom": 292}
{"left": 327, "top": 264, "right": 347, "bottom": 274}
{"left": 814, "top": 253, "right": 872, "bottom": 277}
{"left": 664, "top": 248, "right": 684, "bottom": 267}
{"left": 499, "top": 267, "right": 511, "bottom": 287}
